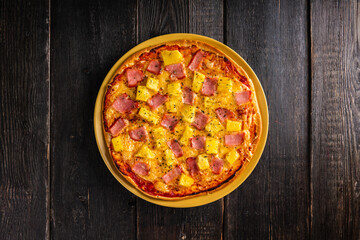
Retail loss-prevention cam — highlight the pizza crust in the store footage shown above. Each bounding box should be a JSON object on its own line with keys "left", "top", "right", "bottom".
{"left": 102, "top": 40, "right": 262, "bottom": 200}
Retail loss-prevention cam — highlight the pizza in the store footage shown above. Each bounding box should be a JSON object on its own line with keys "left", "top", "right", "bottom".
{"left": 102, "top": 40, "right": 261, "bottom": 199}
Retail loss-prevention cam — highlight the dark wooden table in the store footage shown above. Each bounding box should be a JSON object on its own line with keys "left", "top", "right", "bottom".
{"left": 1, "top": 0, "right": 359, "bottom": 239}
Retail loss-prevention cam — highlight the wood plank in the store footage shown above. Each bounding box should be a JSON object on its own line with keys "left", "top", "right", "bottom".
{"left": 0, "top": 0, "right": 49, "bottom": 239}
{"left": 50, "top": 0, "right": 137, "bottom": 238}
{"left": 225, "top": 0, "right": 310, "bottom": 239}
{"left": 310, "top": 0, "right": 360, "bottom": 239}
{"left": 136, "top": 1, "right": 224, "bottom": 239}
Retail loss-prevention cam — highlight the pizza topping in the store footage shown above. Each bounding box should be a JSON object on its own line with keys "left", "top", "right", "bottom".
{"left": 178, "top": 174, "right": 194, "bottom": 187}
{"left": 135, "top": 144, "right": 156, "bottom": 159}
{"left": 206, "top": 137, "right": 220, "bottom": 154}
{"left": 205, "top": 118, "right": 224, "bottom": 136}
{"left": 234, "top": 91, "right": 251, "bottom": 105}
{"left": 153, "top": 127, "right": 166, "bottom": 148}
{"left": 197, "top": 154, "right": 210, "bottom": 170}
{"left": 112, "top": 93, "right": 139, "bottom": 113}
{"left": 146, "top": 60, "right": 161, "bottom": 75}
{"left": 188, "top": 50, "right": 205, "bottom": 71}
{"left": 217, "top": 77, "right": 233, "bottom": 93}
{"left": 182, "top": 87, "right": 195, "bottom": 105}
{"left": 161, "top": 50, "right": 184, "bottom": 66}
{"left": 167, "top": 82, "right": 182, "bottom": 96}
{"left": 162, "top": 166, "right": 182, "bottom": 184}
{"left": 167, "top": 139, "right": 184, "bottom": 158}
{"left": 226, "top": 149, "right": 240, "bottom": 165}
{"left": 148, "top": 93, "right": 168, "bottom": 110}
{"left": 136, "top": 86, "right": 152, "bottom": 102}
{"left": 192, "top": 71, "right": 206, "bottom": 93}
{"left": 111, "top": 135, "right": 124, "bottom": 152}
{"left": 146, "top": 77, "right": 160, "bottom": 92}
{"left": 201, "top": 77, "right": 218, "bottom": 96}
{"left": 210, "top": 157, "right": 224, "bottom": 175}
{"left": 190, "top": 136, "right": 206, "bottom": 150}
{"left": 165, "top": 63, "right": 186, "bottom": 80}
{"left": 186, "top": 157, "right": 199, "bottom": 177}
{"left": 226, "top": 120, "right": 242, "bottom": 131}
{"left": 192, "top": 111, "right": 209, "bottom": 130}
{"left": 129, "top": 126, "right": 148, "bottom": 142}
{"left": 138, "top": 107, "right": 160, "bottom": 124}
{"left": 132, "top": 162, "right": 150, "bottom": 176}
{"left": 109, "top": 118, "right": 128, "bottom": 136}
{"left": 224, "top": 133, "right": 245, "bottom": 146}
{"left": 182, "top": 105, "right": 196, "bottom": 123}
{"left": 160, "top": 114, "right": 179, "bottom": 131}
{"left": 126, "top": 68, "right": 144, "bottom": 87}
{"left": 215, "top": 108, "right": 234, "bottom": 123}
{"left": 179, "top": 125, "right": 195, "bottom": 145}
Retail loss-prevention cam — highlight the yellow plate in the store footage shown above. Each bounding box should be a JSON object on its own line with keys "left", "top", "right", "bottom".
{"left": 94, "top": 33, "right": 268, "bottom": 208}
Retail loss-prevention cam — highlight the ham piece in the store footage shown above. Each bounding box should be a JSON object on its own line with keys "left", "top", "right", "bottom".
{"left": 160, "top": 114, "right": 179, "bottom": 131}
{"left": 165, "top": 63, "right": 186, "bottom": 80}
{"left": 200, "top": 77, "right": 218, "bottom": 96}
{"left": 167, "top": 139, "right": 184, "bottom": 158}
{"left": 109, "top": 118, "right": 128, "bottom": 136}
{"left": 147, "top": 93, "right": 168, "bottom": 110}
{"left": 186, "top": 157, "right": 199, "bottom": 177}
{"left": 126, "top": 68, "right": 144, "bottom": 87}
{"left": 210, "top": 157, "right": 224, "bottom": 174}
{"left": 224, "top": 133, "right": 245, "bottom": 146}
{"left": 188, "top": 50, "right": 204, "bottom": 71}
{"left": 190, "top": 136, "right": 206, "bottom": 150}
{"left": 112, "top": 93, "right": 139, "bottom": 113}
{"left": 234, "top": 91, "right": 251, "bottom": 105}
{"left": 215, "top": 108, "right": 234, "bottom": 123}
{"left": 129, "top": 126, "right": 148, "bottom": 141}
{"left": 132, "top": 162, "right": 150, "bottom": 176}
{"left": 182, "top": 87, "right": 195, "bottom": 105}
{"left": 192, "top": 111, "right": 209, "bottom": 130}
{"left": 146, "top": 60, "right": 161, "bottom": 75}
{"left": 162, "top": 166, "right": 182, "bottom": 184}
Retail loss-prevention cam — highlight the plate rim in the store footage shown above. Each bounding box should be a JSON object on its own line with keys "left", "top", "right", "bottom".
{"left": 94, "top": 33, "right": 269, "bottom": 208}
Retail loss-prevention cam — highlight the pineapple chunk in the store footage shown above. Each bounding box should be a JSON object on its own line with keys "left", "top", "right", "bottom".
{"left": 136, "top": 145, "right": 156, "bottom": 159}
{"left": 111, "top": 136, "right": 123, "bottom": 152}
{"left": 220, "top": 146, "right": 230, "bottom": 156}
{"left": 197, "top": 154, "right": 210, "bottom": 170}
{"left": 192, "top": 71, "right": 205, "bottom": 93}
{"left": 181, "top": 105, "right": 196, "bottom": 123}
{"left": 179, "top": 174, "right": 194, "bottom": 187}
{"left": 226, "top": 149, "right": 240, "bottom": 165}
{"left": 226, "top": 120, "right": 242, "bottom": 131}
{"left": 139, "top": 107, "right": 160, "bottom": 124}
{"left": 204, "top": 97, "right": 217, "bottom": 108}
{"left": 136, "top": 86, "right": 151, "bottom": 102}
{"left": 179, "top": 125, "right": 195, "bottom": 145}
{"left": 166, "top": 96, "right": 181, "bottom": 112}
{"left": 167, "top": 82, "right": 182, "bottom": 96}
{"left": 146, "top": 77, "right": 159, "bottom": 92}
{"left": 205, "top": 118, "right": 224, "bottom": 136}
{"left": 206, "top": 137, "right": 219, "bottom": 154}
{"left": 161, "top": 50, "right": 184, "bottom": 66}
{"left": 164, "top": 149, "right": 176, "bottom": 166}
{"left": 153, "top": 127, "right": 166, "bottom": 148}
{"left": 218, "top": 77, "right": 233, "bottom": 93}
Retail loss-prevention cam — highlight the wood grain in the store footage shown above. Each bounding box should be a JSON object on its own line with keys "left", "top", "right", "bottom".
{"left": 50, "top": 0, "right": 137, "bottom": 238}
{"left": 0, "top": 0, "right": 49, "bottom": 239}
{"left": 310, "top": 0, "right": 360, "bottom": 239}
{"left": 224, "top": 0, "right": 310, "bottom": 239}
{"left": 136, "top": 1, "right": 224, "bottom": 239}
